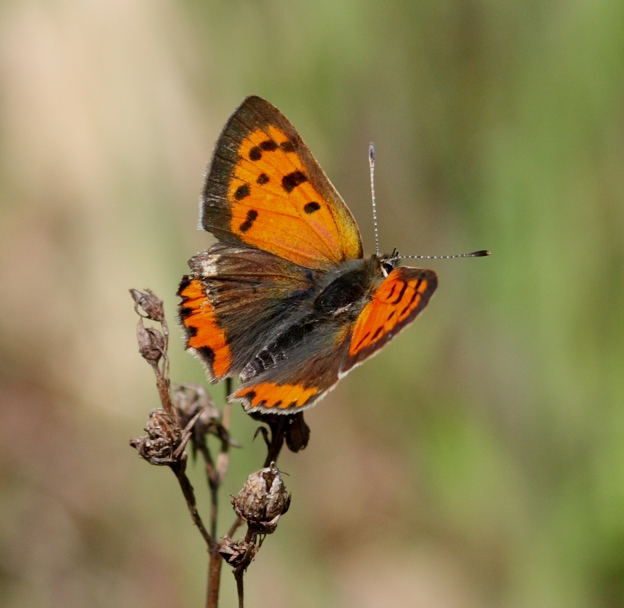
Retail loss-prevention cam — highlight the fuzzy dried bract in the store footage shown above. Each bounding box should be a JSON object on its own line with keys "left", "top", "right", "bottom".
{"left": 232, "top": 463, "right": 291, "bottom": 535}
{"left": 130, "top": 408, "right": 184, "bottom": 466}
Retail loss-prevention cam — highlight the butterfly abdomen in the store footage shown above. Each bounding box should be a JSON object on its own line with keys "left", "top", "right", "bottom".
{"left": 241, "top": 319, "right": 317, "bottom": 381}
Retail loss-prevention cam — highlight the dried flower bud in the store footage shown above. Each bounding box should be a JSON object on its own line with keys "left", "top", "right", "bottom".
{"left": 136, "top": 322, "right": 165, "bottom": 365}
{"left": 232, "top": 463, "right": 291, "bottom": 534}
{"left": 218, "top": 537, "right": 257, "bottom": 568}
{"left": 130, "top": 288, "right": 165, "bottom": 322}
{"left": 130, "top": 408, "right": 183, "bottom": 465}
{"left": 174, "top": 383, "right": 221, "bottom": 437}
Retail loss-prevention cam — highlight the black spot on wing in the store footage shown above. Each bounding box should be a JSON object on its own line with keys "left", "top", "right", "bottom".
{"left": 177, "top": 276, "right": 191, "bottom": 295}
{"left": 371, "top": 326, "right": 384, "bottom": 342}
{"left": 303, "top": 201, "right": 321, "bottom": 214}
{"left": 282, "top": 171, "right": 308, "bottom": 193}
{"left": 280, "top": 140, "right": 295, "bottom": 153}
{"left": 249, "top": 146, "right": 262, "bottom": 161}
{"left": 353, "top": 331, "right": 370, "bottom": 352}
{"left": 388, "top": 281, "right": 407, "bottom": 304}
{"left": 257, "top": 173, "right": 269, "bottom": 185}
{"left": 196, "top": 346, "right": 215, "bottom": 365}
{"left": 235, "top": 184, "right": 250, "bottom": 200}
{"left": 179, "top": 305, "right": 193, "bottom": 320}
{"left": 399, "top": 289, "right": 421, "bottom": 319}
{"left": 260, "top": 139, "right": 278, "bottom": 151}
{"left": 239, "top": 209, "right": 258, "bottom": 233}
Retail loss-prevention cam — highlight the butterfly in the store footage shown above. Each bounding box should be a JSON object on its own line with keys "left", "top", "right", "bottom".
{"left": 178, "top": 96, "right": 441, "bottom": 415}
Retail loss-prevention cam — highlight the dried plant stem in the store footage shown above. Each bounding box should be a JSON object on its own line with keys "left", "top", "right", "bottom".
{"left": 172, "top": 463, "right": 212, "bottom": 546}
{"left": 235, "top": 569, "right": 245, "bottom": 608}
{"left": 155, "top": 370, "right": 176, "bottom": 419}
{"left": 217, "top": 398, "right": 232, "bottom": 480}
{"left": 207, "top": 548, "right": 222, "bottom": 608}
{"left": 131, "top": 290, "right": 301, "bottom": 608}
{"left": 205, "top": 381, "right": 236, "bottom": 606}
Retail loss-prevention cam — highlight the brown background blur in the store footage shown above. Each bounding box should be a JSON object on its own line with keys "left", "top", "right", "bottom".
{"left": 1, "top": 1, "right": 623, "bottom": 607}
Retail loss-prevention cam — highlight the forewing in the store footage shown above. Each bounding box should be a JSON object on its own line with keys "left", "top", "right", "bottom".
{"left": 344, "top": 266, "right": 438, "bottom": 372}
{"left": 178, "top": 243, "right": 317, "bottom": 381}
{"left": 202, "top": 96, "right": 363, "bottom": 269}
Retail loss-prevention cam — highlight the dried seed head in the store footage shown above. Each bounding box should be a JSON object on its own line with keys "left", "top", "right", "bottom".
{"left": 174, "top": 383, "right": 221, "bottom": 435}
{"left": 218, "top": 537, "right": 257, "bottom": 568}
{"left": 130, "top": 288, "right": 165, "bottom": 322}
{"left": 130, "top": 408, "right": 183, "bottom": 465}
{"left": 136, "top": 322, "right": 165, "bottom": 365}
{"left": 232, "top": 463, "right": 291, "bottom": 534}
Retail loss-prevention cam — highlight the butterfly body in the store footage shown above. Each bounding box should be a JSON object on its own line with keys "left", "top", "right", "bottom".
{"left": 179, "top": 97, "right": 437, "bottom": 414}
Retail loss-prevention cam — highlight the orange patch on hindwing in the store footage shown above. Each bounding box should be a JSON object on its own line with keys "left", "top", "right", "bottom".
{"left": 235, "top": 382, "right": 318, "bottom": 410}
{"left": 349, "top": 275, "right": 431, "bottom": 356}
{"left": 178, "top": 278, "right": 231, "bottom": 379}
{"left": 228, "top": 125, "right": 345, "bottom": 267}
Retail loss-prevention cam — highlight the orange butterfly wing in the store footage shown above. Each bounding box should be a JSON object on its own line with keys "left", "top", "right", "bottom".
{"left": 344, "top": 266, "right": 438, "bottom": 372}
{"left": 202, "top": 96, "right": 363, "bottom": 269}
{"left": 178, "top": 243, "right": 318, "bottom": 382}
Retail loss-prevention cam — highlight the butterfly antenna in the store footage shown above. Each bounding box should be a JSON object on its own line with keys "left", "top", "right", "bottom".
{"left": 368, "top": 143, "right": 490, "bottom": 261}
{"left": 400, "top": 250, "right": 491, "bottom": 260}
{"left": 369, "top": 143, "right": 381, "bottom": 257}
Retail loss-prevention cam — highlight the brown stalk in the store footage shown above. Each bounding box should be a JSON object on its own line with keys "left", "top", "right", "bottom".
{"left": 130, "top": 289, "right": 309, "bottom": 608}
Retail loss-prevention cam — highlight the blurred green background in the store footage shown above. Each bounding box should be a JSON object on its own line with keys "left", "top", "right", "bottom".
{"left": 1, "top": 0, "right": 623, "bottom": 606}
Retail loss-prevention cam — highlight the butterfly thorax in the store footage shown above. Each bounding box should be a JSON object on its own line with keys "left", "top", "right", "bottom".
{"left": 240, "top": 255, "right": 390, "bottom": 382}
{"left": 313, "top": 254, "right": 394, "bottom": 318}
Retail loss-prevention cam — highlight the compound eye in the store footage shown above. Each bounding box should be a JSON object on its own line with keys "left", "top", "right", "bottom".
{"left": 381, "top": 261, "right": 394, "bottom": 277}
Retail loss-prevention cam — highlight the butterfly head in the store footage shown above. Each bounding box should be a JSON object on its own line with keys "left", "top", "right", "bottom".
{"left": 376, "top": 248, "right": 401, "bottom": 277}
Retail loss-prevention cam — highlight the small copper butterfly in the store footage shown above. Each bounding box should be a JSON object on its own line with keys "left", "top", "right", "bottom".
{"left": 178, "top": 96, "right": 487, "bottom": 414}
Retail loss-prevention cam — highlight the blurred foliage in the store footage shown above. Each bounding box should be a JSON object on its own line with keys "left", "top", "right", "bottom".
{"left": 1, "top": 0, "right": 623, "bottom": 606}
